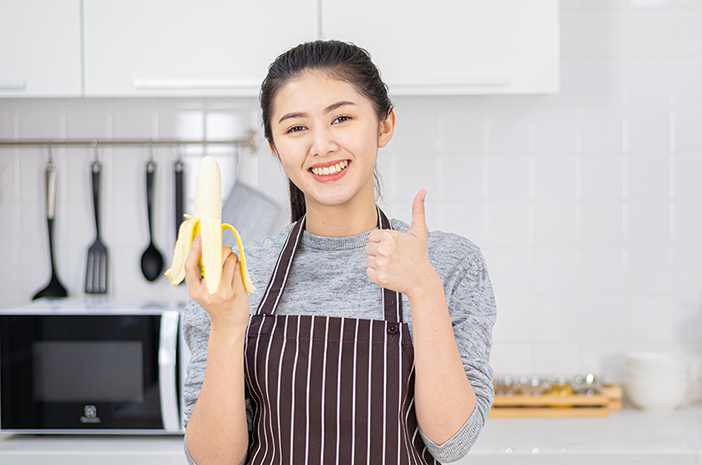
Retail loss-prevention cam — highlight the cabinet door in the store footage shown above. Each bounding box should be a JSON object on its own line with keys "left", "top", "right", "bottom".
{"left": 83, "top": 0, "right": 318, "bottom": 97}
{"left": 0, "top": 0, "right": 82, "bottom": 97}
{"left": 322, "top": 0, "right": 559, "bottom": 95}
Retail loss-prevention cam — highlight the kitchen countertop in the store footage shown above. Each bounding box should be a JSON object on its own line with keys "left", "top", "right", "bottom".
{"left": 1, "top": 405, "right": 700, "bottom": 465}
{"left": 463, "top": 403, "right": 702, "bottom": 465}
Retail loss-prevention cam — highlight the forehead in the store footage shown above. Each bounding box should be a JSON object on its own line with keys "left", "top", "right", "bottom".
{"left": 271, "top": 72, "right": 369, "bottom": 118}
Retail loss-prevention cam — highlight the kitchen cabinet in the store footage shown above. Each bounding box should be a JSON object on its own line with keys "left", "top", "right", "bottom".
{"left": 2, "top": 0, "right": 558, "bottom": 98}
{"left": 0, "top": 0, "right": 82, "bottom": 97}
{"left": 322, "top": 0, "right": 559, "bottom": 95}
{"left": 82, "top": 0, "right": 318, "bottom": 97}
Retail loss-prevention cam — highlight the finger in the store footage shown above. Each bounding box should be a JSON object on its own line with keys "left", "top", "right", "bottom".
{"left": 221, "top": 251, "right": 238, "bottom": 290}
{"left": 366, "top": 266, "right": 378, "bottom": 284}
{"left": 408, "top": 189, "right": 428, "bottom": 238}
{"left": 365, "top": 242, "right": 379, "bottom": 257}
{"left": 368, "top": 229, "right": 384, "bottom": 243}
{"left": 221, "top": 246, "right": 234, "bottom": 264}
{"left": 184, "top": 235, "right": 203, "bottom": 287}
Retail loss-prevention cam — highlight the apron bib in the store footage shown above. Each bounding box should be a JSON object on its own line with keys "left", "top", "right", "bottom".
{"left": 244, "top": 209, "right": 439, "bottom": 465}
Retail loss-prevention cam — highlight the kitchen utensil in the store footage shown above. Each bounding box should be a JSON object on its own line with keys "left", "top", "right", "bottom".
{"left": 174, "top": 156, "right": 185, "bottom": 239}
{"left": 221, "top": 182, "right": 280, "bottom": 245}
{"left": 623, "top": 351, "right": 690, "bottom": 411}
{"left": 140, "top": 159, "right": 164, "bottom": 281}
{"left": 624, "top": 351, "right": 691, "bottom": 374}
{"left": 32, "top": 154, "right": 68, "bottom": 300}
{"left": 624, "top": 375, "right": 688, "bottom": 411}
{"left": 85, "top": 158, "right": 108, "bottom": 294}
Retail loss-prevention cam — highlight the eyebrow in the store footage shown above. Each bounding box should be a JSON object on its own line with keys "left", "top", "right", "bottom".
{"left": 277, "top": 101, "right": 355, "bottom": 124}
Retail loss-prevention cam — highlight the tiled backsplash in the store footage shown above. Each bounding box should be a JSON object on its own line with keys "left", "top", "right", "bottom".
{"left": 1, "top": 1, "right": 701, "bottom": 395}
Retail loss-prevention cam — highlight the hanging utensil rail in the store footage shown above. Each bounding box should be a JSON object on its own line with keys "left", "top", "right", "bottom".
{"left": 0, "top": 130, "right": 258, "bottom": 150}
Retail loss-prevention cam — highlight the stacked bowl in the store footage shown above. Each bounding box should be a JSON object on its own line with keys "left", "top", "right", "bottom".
{"left": 623, "top": 351, "right": 690, "bottom": 411}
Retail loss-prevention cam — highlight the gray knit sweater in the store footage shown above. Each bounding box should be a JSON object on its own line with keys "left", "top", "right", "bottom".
{"left": 182, "top": 218, "right": 496, "bottom": 464}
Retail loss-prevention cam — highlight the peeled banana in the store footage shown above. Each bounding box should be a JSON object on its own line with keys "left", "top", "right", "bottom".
{"left": 165, "top": 156, "right": 255, "bottom": 295}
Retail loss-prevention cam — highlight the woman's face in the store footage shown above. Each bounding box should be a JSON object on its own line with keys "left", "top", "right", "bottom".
{"left": 268, "top": 72, "right": 394, "bottom": 215}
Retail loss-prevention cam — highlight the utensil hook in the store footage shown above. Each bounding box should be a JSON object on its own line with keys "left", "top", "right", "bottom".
{"left": 147, "top": 142, "right": 156, "bottom": 172}
{"left": 46, "top": 142, "right": 54, "bottom": 169}
{"left": 91, "top": 140, "right": 101, "bottom": 172}
{"left": 175, "top": 142, "right": 185, "bottom": 171}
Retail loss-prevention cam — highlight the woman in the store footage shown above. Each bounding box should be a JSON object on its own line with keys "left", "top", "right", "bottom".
{"left": 182, "top": 40, "right": 496, "bottom": 465}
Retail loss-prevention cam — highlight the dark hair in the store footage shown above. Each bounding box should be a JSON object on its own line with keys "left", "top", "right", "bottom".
{"left": 260, "top": 40, "right": 393, "bottom": 222}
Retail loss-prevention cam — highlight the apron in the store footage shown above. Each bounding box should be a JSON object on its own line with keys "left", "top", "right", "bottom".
{"left": 244, "top": 209, "right": 439, "bottom": 465}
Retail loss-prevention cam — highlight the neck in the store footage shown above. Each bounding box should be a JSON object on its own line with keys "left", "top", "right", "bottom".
{"left": 303, "top": 196, "right": 378, "bottom": 237}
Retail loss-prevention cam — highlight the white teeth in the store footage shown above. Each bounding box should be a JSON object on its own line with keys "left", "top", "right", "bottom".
{"left": 312, "top": 160, "right": 348, "bottom": 176}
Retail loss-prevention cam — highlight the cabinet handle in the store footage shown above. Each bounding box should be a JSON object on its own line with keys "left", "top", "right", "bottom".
{"left": 0, "top": 79, "right": 27, "bottom": 89}
{"left": 132, "top": 78, "right": 260, "bottom": 89}
{"left": 386, "top": 77, "right": 510, "bottom": 87}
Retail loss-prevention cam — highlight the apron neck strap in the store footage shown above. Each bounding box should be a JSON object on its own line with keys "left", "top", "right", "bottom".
{"left": 255, "top": 207, "right": 403, "bottom": 323}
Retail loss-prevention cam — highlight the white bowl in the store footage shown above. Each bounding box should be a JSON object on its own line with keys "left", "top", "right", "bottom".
{"left": 624, "top": 351, "right": 690, "bottom": 373}
{"left": 624, "top": 366, "right": 690, "bottom": 382}
{"left": 624, "top": 375, "right": 688, "bottom": 411}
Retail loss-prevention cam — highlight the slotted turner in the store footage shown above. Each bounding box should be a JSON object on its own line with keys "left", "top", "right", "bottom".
{"left": 85, "top": 159, "right": 108, "bottom": 294}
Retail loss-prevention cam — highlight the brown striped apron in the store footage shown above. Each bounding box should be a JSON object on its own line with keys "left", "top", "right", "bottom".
{"left": 244, "top": 209, "right": 439, "bottom": 465}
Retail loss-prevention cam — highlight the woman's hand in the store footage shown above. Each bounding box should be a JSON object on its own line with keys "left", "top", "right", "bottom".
{"left": 365, "top": 190, "right": 439, "bottom": 297}
{"left": 185, "top": 235, "right": 251, "bottom": 329}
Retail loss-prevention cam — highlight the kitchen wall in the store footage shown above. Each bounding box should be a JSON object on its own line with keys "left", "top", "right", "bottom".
{"left": 1, "top": 0, "right": 701, "bottom": 397}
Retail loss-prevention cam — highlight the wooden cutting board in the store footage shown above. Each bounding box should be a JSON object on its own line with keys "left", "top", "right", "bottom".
{"left": 488, "top": 383, "right": 622, "bottom": 418}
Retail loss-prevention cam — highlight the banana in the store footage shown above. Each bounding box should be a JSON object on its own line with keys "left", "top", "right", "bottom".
{"left": 165, "top": 156, "right": 255, "bottom": 295}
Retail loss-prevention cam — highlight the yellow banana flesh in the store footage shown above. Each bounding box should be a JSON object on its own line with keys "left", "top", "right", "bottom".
{"left": 164, "top": 215, "right": 256, "bottom": 295}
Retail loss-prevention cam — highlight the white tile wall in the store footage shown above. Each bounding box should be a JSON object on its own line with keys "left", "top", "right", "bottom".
{"left": 1, "top": 1, "right": 701, "bottom": 399}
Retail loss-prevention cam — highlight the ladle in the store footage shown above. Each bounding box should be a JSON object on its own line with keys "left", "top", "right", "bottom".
{"left": 140, "top": 157, "right": 164, "bottom": 281}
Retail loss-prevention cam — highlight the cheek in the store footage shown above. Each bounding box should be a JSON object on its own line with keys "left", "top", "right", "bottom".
{"left": 275, "top": 144, "right": 307, "bottom": 177}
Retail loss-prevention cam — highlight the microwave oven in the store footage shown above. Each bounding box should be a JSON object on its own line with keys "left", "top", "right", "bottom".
{"left": 0, "top": 300, "right": 187, "bottom": 434}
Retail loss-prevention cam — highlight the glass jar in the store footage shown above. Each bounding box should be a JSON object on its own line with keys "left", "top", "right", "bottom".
{"left": 517, "top": 376, "right": 549, "bottom": 396}
{"left": 572, "top": 373, "right": 601, "bottom": 396}
{"left": 493, "top": 375, "right": 518, "bottom": 396}
{"left": 546, "top": 376, "right": 574, "bottom": 397}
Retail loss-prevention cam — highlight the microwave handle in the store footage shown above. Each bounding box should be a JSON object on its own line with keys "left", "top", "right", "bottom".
{"left": 159, "top": 311, "right": 181, "bottom": 432}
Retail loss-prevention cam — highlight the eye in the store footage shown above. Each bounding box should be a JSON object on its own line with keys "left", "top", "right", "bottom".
{"left": 286, "top": 125, "right": 306, "bottom": 134}
{"left": 332, "top": 115, "right": 351, "bottom": 124}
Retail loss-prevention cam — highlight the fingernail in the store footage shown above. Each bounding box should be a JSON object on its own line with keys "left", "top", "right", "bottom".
{"left": 194, "top": 235, "right": 201, "bottom": 243}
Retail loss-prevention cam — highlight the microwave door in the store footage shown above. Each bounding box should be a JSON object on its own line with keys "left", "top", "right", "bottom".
{"left": 0, "top": 312, "right": 180, "bottom": 434}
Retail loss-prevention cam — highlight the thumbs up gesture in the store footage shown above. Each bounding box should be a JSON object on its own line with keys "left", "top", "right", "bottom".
{"left": 366, "top": 190, "right": 437, "bottom": 297}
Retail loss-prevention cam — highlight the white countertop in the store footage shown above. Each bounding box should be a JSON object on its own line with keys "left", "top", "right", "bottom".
{"left": 463, "top": 403, "right": 702, "bottom": 465}
{"left": 1, "top": 404, "right": 701, "bottom": 465}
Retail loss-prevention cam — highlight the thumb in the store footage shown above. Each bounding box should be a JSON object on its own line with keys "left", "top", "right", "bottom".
{"left": 408, "top": 189, "right": 428, "bottom": 238}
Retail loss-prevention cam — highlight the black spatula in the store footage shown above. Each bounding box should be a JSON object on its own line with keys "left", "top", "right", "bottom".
{"left": 33, "top": 159, "right": 68, "bottom": 300}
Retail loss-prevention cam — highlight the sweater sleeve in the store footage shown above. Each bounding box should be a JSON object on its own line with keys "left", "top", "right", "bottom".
{"left": 419, "top": 249, "right": 497, "bottom": 463}
{"left": 181, "top": 298, "right": 252, "bottom": 465}
{"left": 181, "top": 298, "right": 208, "bottom": 465}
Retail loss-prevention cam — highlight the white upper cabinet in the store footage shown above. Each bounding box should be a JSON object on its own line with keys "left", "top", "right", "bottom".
{"left": 1, "top": 0, "right": 559, "bottom": 98}
{"left": 0, "top": 0, "right": 82, "bottom": 97}
{"left": 322, "top": 0, "right": 559, "bottom": 95}
{"left": 82, "top": 0, "right": 318, "bottom": 97}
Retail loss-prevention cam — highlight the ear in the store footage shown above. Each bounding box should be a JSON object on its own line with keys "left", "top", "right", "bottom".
{"left": 267, "top": 138, "right": 281, "bottom": 162}
{"left": 377, "top": 110, "right": 396, "bottom": 148}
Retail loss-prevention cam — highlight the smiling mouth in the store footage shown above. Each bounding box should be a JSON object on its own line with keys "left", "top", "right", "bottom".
{"left": 310, "top": 160, "right": 349, "bottom": 176}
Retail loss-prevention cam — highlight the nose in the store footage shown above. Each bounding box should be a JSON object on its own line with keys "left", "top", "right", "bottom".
{"left": 310, "top": 125, "right": 338, "bottom": 157}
